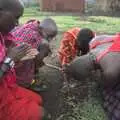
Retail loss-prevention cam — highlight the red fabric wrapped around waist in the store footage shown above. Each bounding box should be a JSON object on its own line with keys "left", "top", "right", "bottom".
{"left": 96, "top": 35, "right": 120, "bottom": 62}
{"left": 90, "top": 37, "right": 113, "bottom": 49}
{"left": 108, "top": 35, "right": 120, "bottom": 52}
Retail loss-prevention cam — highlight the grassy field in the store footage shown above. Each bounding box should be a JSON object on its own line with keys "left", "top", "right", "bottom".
{"left": 20, "top": 7, "right": 120, "bottom": 120}
{"left": 21, "top": 7, "right": 120, "bottom": 35}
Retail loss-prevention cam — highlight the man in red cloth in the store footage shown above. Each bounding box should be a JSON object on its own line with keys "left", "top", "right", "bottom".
{"left": 0, "top": 0, "right": 44, "bottom": 119}
{"left": 58, "top": 28, "right": 95, "bottom": 65}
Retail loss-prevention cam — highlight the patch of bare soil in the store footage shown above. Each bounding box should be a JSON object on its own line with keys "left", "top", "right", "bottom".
{"left": 37, "top": 40, "right": 101, "bottom": 120}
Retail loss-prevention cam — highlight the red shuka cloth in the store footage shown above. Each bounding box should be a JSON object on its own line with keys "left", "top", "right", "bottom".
{"left": 90, "top": 34, "right": 120, "bottom": 62}
{"left": 0, "top": 33, "right": 43, "bottom": 120}
{"left": 58, "top": 28, "right": 80, "bottom": 65}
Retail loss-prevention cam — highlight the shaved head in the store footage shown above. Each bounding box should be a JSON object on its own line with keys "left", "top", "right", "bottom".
{"left": 0, "top": 0, "right": 24, "bottom": 17}
{"left": 40, "top": 18, "right": 58, "bottom": 38}
{"left": 0, "top": 0, "right": 24, "bottom": 9}
{"left": 0, "top": 0, "right": 24, "bottom": 33}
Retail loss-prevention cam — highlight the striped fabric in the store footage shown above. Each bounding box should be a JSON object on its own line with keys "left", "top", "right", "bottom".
{"left": 58, "top": 28, "right": 80, "bottom": 65}
{"left": 11, "top": 20, "right": 42, "bottom": 48}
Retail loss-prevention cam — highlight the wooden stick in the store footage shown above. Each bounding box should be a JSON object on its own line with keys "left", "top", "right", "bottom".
{"left": 43, "top": 63, "right": 70, "bottom": 93}
{"left": 45, "top": 63, "right": 62, "bottom": 71}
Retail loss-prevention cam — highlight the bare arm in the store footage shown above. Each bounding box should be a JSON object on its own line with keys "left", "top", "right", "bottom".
{"left": 0, "top": 44, "right": 31, "bottom": 79}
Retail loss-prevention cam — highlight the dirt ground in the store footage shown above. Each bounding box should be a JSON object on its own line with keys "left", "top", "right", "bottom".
{"left": 37, "top": 39, "right": 105, "bottom": 120}
{"left": 39, "top": 55, "right": 91, "bottom": 120}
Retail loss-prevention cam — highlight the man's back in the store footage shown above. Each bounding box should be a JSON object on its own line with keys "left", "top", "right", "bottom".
{"left": 58, "top": 27, "right": 80, "bottom": 65}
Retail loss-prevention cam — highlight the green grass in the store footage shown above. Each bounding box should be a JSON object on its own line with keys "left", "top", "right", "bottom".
{"left": 20, "top": 7, "right": 120, "bottom": 34}
{"left": 55, "top": 83, "right": 107, "bottom": 120}
{"left": 76, "top": 97, "right": 107, "bottom": 120}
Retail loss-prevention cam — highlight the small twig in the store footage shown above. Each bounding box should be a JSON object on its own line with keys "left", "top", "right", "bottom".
{"left": 45, "top": 63, "right": 69, "bottom": 86}
{"left": 45, "top": 63, "right": 62, "bottom": 71}
{"left": 42, "top": 63, "right": 70, "bottom": 94}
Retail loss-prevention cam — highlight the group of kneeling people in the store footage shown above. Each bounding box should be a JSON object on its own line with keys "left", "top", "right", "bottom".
{"left": 0, "top": 0, "right": 120, "bottom": 120}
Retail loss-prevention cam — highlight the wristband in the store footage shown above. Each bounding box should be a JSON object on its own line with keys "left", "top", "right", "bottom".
{"left": 3, "top": 57, "right": 15, "bottom": 68}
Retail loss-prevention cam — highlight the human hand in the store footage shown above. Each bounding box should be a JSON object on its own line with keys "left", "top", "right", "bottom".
{"left": 21, "top": 48, "right": 39, "bottom": 61}
{"left": 7, "top": 43, "right": 31, "bottom": 62}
